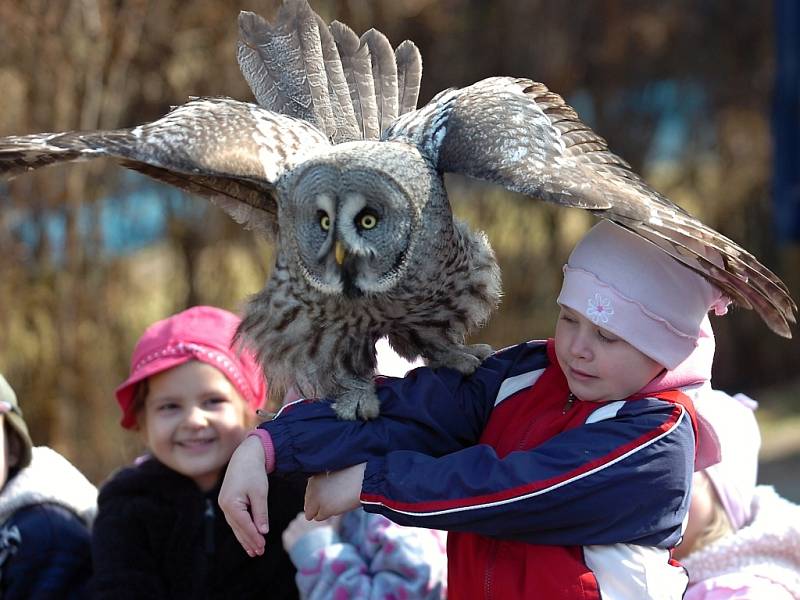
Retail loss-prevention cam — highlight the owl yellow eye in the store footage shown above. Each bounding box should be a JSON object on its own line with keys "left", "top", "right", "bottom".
{"left": 358, "top": 212, "right": 378, "bottom": 230}
{"left": 319, "top": 212, "right": 331, "bottom": 231}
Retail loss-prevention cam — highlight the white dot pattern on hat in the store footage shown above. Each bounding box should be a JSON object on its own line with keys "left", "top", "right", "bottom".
{"left": 587, "top": 293, "right": 614, "bottom": 325}
{"left": 132, "top": 342, "right": 251, "bottom": 401}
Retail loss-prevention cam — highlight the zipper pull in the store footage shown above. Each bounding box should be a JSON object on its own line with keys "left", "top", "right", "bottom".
{"left": 562, "top": 393, "right": 576, "bottom": 414}
{"left": 204, "top": 498, "right": 215, "bottom": 554}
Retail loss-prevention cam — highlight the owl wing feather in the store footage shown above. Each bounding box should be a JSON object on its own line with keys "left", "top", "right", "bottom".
{"left": 385, "top": 76, "right": 796, "bottom": 337}
{"left": 0, "top": 97, "right": 331, "bottom": 236}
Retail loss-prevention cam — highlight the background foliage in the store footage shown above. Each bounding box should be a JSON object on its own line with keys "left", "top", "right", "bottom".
{"left": 0, "top": 0, "right": 797, "bottom": 494}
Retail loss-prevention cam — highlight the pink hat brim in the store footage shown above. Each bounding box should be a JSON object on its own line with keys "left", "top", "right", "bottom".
{"left": 115, "top": 354, "right": 193, "bottom": 429}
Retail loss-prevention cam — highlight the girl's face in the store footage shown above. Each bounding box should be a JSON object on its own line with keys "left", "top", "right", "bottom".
{"left": 0, "top": 417, "right": 21, "bottom": 491}
{"left": 0, "top": 416, "right": 8, "bottom": 490}
{"left": 140, "top": 360, "right": 251, "bottom": 491}
{"left": 554, "top": 306, "right": 664, "bottom": 402}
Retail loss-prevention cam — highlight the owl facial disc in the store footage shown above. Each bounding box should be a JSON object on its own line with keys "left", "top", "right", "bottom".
{"left": 285, "top": 158, "right": 419, "bottom": 298}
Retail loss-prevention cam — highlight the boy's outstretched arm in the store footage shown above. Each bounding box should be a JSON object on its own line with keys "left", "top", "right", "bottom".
{"left": 262, "top": 344, "right": 545, "bottom": 478}
{"left": 219, "top": 360, "right": 490, "bottom": 556}
{"left": 219, "top": 436, "right": 271, "bottom": 556}
{"left": 358, "top": 398, "right": 695, "bottom": 547}
{"left": 220, "top": 342, "right": 547, "bottom": 555}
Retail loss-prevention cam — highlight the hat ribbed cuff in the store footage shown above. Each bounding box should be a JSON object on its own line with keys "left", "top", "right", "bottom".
{"left": 557, "top": 266, "right": 699, "bottom": 370}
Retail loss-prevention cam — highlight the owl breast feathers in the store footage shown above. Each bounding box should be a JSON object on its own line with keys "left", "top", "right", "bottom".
{"left": 0, "top": 0, "right": 794, "bottom": 419}
{"left": 240, "top": 141, "right": 501, "bottom": 418}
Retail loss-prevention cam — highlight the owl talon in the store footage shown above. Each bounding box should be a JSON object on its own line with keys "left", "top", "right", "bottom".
{"left": 426, "top": 343, "right": 495, "bottom": 375}
{"left": 333, "top": 389, "right": 381, "bottom": 421}
{"left": 468, "top": 343, "right": 494, "bottom": 361}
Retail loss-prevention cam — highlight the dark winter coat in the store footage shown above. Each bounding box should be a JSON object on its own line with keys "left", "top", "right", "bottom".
{"left": 0, "top": 503, "right": 93, "bottom": 599}
{"left": 91, "top": 457, "right": 304, "bottom": 599}
{"left": 0, "top": 446, "right": 97, "bottom": 600}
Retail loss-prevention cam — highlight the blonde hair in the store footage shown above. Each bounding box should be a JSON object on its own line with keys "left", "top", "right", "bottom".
{"left": 693, "top": 472, "right": 734, "bottom": 553}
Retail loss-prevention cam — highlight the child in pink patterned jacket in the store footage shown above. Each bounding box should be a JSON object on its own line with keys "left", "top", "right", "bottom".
{"left": 280, "top": 338, "right": 447, "bottom": 599}
{"left": 675, "top": 389, "right": 800, "bottom": 599}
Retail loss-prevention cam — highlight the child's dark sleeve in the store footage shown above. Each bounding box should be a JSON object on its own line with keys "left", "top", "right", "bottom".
{"left": 360, "top": 398, "right": 694, "bottom": 548}
{"left": 263, "top": 343, "right": 540, "bottom": 478}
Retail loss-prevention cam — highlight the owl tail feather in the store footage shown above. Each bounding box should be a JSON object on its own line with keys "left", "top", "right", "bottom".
{"left": 237, "top": 4, "right": 341, "bottom": 139}
{"left": 395, "top": 40, "right": 423, "bottom": 118}
{"left": 236, "top": 0, "right": 422, "bottom": 143}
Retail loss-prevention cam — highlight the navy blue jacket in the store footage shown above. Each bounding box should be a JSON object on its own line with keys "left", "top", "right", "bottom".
{"left": 0, "top": 502, "right": 92, "bottom": 599}
{"left": 261, "top": 340, "right": 700, "bottom": 598}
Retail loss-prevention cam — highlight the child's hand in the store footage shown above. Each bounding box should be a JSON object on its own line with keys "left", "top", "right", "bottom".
{"left": 281, "top": 511, "right": 342, "bottom": 552}
{"left": 218, "top": 436, "right": 270, "bottom": 557}
{"left": 304, "top": 462, "right": 366, "bottom": 520}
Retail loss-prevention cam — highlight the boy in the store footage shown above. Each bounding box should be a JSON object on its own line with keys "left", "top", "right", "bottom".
{"left": 221, "top": 221, "right": 727, "bottom": 598}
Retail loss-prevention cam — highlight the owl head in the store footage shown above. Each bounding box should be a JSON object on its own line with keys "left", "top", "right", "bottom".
{"left": 278, "top": 141, "right": 441, "bottom": 298}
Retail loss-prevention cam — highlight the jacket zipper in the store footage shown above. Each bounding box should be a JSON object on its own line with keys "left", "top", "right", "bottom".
{"left": 562, "top": 392, "right": 576, "bottom": 414}
{"left": 484, "top": 538, "right": 498, "bottom": 600}
{"left": 204, "top": 498, "right": 215, "bottom": 555}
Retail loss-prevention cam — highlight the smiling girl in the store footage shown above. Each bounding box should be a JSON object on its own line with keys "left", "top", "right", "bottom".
{"left": 91, "top": 306, "right": 304, "bottom": 599}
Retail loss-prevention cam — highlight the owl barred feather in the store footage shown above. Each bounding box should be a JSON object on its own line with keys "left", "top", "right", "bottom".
{"left": 0, "top": 0, "right": 795, "bottom": 420}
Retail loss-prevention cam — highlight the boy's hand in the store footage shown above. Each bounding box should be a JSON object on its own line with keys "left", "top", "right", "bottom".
{"left": 219, "top": 435, "right": 270, "bottom": 557}
{"left": 304, "top": 462, "right": 366, "bottom": 520}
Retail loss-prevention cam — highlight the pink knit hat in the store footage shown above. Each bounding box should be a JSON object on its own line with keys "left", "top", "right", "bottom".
{"left": 694, "top": 390, "right": 761, "bottom": 530}
{"left": 557, "top": 220, "right": 730, "bottom": 369}
{"left": 115, "top": 306, "right": 267, "bottom": 429}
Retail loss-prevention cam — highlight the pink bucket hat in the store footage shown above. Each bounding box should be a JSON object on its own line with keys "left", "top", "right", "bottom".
{"left": 116, "top": 306, "right": 267, "bottom": 429}
{"left": 694, "top": 390, "right": 761, "bottom": 530}
{"left": 557, "top": 220, "right": 730, "bottom": 370}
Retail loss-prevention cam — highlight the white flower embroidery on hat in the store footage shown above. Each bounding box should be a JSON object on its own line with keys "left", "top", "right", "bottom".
{"left": 587, "top": 293, "right": 614, "bottom": 324}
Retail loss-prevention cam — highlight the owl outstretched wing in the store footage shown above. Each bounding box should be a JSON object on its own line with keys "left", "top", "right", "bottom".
{"left": 237, "top": 0, "right": 422, "bottom": 142}
{"left": 0, "top": 97, "right": 330, "bottom": 235}
{"left": 385, "top": 76, "right": 796, "bottom": 338}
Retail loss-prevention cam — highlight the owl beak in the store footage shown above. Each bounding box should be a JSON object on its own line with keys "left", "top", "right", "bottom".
{"left": 335, "top": 241, "right": 346, "bottom": 266}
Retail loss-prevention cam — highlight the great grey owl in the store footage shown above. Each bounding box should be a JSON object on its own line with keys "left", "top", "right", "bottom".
{"left": 0, "top": 0, "right": 795, "bottom": 420}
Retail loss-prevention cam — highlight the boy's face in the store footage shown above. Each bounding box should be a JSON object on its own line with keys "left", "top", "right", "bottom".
{"left": 140, "top": 360, "right": 251, "bottom": 491}
{"left": 554, "top": 306, "right": 664, "bottom": 402}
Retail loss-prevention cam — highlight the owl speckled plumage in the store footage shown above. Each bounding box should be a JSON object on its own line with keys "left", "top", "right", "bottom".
{"left": 0, "top": 0, "right": 795, "bottom": 419}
